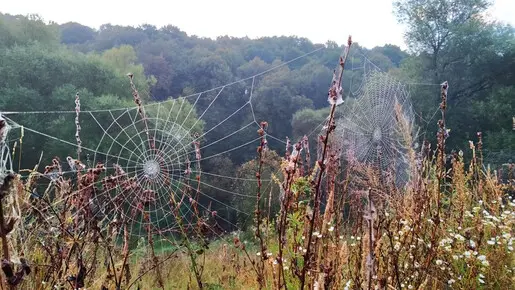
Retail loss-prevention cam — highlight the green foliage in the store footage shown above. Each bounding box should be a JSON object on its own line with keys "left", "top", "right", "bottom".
{"left": 291, "top": 108, "right": 330, "bottom": 140}
{"left": 59, "top": 22, "right": 95, "bottom": 45}
{"left": 145, "top": 97, "right": 205, "bottom": 141}
{"left": 252, "top": 63, "right": 315, "bottom": 138}
{"left": 394, "top": 0, "right": 515, "bottom": 151}
{"left": 0, "top": 42, "right": 139, "bottom": 167}
{"left": 471, "top": 86, "right": 515, "bottom": 151}
{"left": 394, "top": 0, "right": 491, "bottom": 54}
{"left": 0, "top": 13, "right": 59, "bottom": 48}
{"left": 91, "top": 44, "right": 156, "bottom": 99}
{"left": 232, "top": 150, "right": 283, "bottom": 230}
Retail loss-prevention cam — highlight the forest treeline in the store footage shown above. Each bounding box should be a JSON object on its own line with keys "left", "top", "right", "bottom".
{"left": 0, "top": 0, "right": 514, "bottom": 228}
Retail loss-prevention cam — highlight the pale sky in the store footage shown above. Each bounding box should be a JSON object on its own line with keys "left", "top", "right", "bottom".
{"left": 1, "top": 0, "right": 514, "bottom": 49}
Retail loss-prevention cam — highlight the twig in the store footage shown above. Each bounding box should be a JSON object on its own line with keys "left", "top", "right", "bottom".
{"left": 128, "top": 73, "right": 154, "bottom": 149}
{"left": 299, "top": 35, "right": 352, "bottom": 289}
{"left": 74, "top": 92, "right": 82, "bottom": 160}
{"left": 254, "top": 121, "right": 268, "bottom": 289}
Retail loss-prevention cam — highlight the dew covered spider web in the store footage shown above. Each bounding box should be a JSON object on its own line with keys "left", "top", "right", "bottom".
{"left": 0, "top": 47, "right": 335, "bottom": 245}
{"left": 336, "top": 55, "right": 417, "bottom": 186}
{"left": 0, "top": 45, "right": 419, "bottom": 261}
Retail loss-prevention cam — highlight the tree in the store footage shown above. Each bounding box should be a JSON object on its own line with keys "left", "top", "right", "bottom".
{"left": 293, "top": 62, "right": 332, "bottom": 108}
{"left": 232, "top": 150, "right": 282, "bottom": 230}
{"left": 394, "top": 0, "right": 515, "bottom": 149}
{"left": 291, "top": 108, "right": 329, "bottom": 140}
{"left": 141, "top": 54, "right": 174, "bottom": 100}
{"left": 0, "top": 13, "right": 59, "bottom": 48}
{"left": 394, "top": 0, "right": 490, "bottom": 81}
{"left": 95, "top": 24, "right": 148, "bottom": 50}
{"left": 60, "top": 22, "right": 95, "bottom": 44}
{"left": 252, "top": 62, "right": 314, "bottom": 139}
{"left": 371, "top": 44, "right": 409, "bottom": 67}
{"left": 93, "top": 45, "right": 156, "bottom": 100}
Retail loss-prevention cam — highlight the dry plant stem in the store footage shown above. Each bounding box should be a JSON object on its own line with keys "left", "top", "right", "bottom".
{"left": 277, "top": 144, "right": 301, "bottom": 289}
{"left": 416, "top": 82, "right": 449, "bottom": 280}
{"left": 315, "top": 149, "right": 339, "bottom": 287}
{"left": 0, "top": 198, "right": 10, "bottom": 263}
{"left": 128, "top": 73, "right": 154, "bottom": 149}
{"left": 436, "top": 81, "right": 448, "bottom": 211}
{"left": 170, "top": 189, "right": 204, "bottom": 290}
{"left": 266, "top": 186, "right": 273, "bottom": 243}
{"left": 192, "top": 139, "right": 208, "bottom": 283}
{"left": 299, "top": 36, "right": 352, "bottom": 290}
{"left": 276, "top": 173, "right": 291, "bottom": 289}
{"left": 175, "top": 165, "right": 200, "bottom": 287}
{"left": 74, "top": 92, "right": 82, "bottom": 160}
{"left": 365, "top": 188, "right": 375, "bottom": 290}
{"left": 116, "top": 222, "right": 130, "bottom": 288}
{"left": 302, "top": 136, "right": 311, "bottom": 173}
{"left": 125, "top": 251, "right": 178, "bottom": 290}
{"left": 477, "top": 132, "right": 483, "bottom": 168}
{"left": 146, "top": 220, "right": 164, "bottom": 290}
{"left": 254, "top": 122, "right": 268, "bottom": 289}
{"left": 0, "top": 183, "right": 11, "bottom": 290}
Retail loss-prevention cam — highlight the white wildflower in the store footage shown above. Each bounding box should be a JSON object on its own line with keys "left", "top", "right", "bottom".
{"left": 455, "top": 234, "right": 465, "bottom": 241}
{"left": 344, "top": 280, "right": 351, "bottom": 290}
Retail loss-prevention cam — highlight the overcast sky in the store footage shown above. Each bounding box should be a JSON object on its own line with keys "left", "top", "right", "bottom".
{"left": 1, "top": 0, "right": 514, "bottom": 49}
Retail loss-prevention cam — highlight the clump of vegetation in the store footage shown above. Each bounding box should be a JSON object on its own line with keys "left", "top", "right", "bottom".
{"left": 3, "top": 33, "right": 511, "bottom": 290}
{"left": 220, "top": 36, "right": 515, "bottom": 290}
{"left": 0, "top": 0, "right": 513, "bottom": 289}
